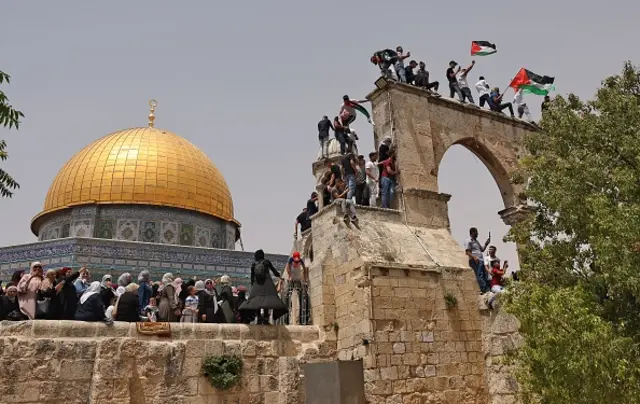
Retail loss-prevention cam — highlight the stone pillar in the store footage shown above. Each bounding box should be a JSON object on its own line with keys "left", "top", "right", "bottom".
{"left": 368, "top": 83, "right": 452, "bottom": 228}
{"left": 498, "top": 204, "right": 532, "bottom": 227}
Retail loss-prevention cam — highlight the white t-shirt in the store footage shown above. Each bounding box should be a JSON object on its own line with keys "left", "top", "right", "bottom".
{"left": 365, "top": 161, "right": 379, "bottom": 183}
{"left": 513, "top": 89, "right": 524, "bottom": 106}
{"left": 457, "top": 72, "right": 469, "bottom": 88}
{"left": 484, "top": 254, "right": 500, "bottom": 267}
{"left": 475, "top": 80, "right": 490, "bottom": 97}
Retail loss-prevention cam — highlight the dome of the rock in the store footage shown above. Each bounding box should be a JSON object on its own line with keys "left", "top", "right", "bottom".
{"left": 31, "top": 125, "right": 239, "bottom": 249}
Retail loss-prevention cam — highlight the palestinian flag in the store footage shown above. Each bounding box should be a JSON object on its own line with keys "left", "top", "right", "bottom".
{"left": 470, "top": 41, "right": 497, "bottom": 56}
{"left": 346, "top": 100, "right": 372, "bottom": 124}
{"left": 509, "top": 68, "right": 556, "bottom": 95}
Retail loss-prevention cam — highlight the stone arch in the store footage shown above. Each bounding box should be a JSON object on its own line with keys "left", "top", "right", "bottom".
{"left": 368, "top": 81, "right": 535, "bottom": 228}
{"left": 435, "top": 137, "right": 518, "bottom": 209}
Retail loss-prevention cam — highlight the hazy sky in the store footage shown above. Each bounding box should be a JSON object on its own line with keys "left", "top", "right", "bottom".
{"left": 1, "top": 1, "right": 639, "bottom": 269}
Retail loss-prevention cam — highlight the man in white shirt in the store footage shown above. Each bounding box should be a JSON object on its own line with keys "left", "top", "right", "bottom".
{"left": 475, "top": 76, "right": 491, "bottom": 108}
{"left": 457, "top": 61, "right": 476, "bottom": 104}
{"left": 513, "top": 89, "right": 533, "bottom": 122}
{"left": 365, "top": 152, "right": 379, "bottom": 207}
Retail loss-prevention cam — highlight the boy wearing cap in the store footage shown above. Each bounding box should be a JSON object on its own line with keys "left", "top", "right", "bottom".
{"left": 283, "top": 252, "right": 310, "bottom": 325}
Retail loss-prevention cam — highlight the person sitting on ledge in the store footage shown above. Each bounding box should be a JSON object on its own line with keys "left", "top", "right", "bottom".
{"left": 488, "top": 87, "right": 515, "bottom": 118}
{"left": 415, "top": 61, "right": 440, "bottom": 95}
{"left": 331, "top": 178, "right": 359, "bottom": 225}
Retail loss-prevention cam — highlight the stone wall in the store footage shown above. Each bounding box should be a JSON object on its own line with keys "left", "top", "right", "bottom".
{"left": 0, "top": 321, "right": 333, "bottom": 404}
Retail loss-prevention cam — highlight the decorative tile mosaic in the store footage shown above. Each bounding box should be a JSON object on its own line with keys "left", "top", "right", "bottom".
{"left": 141, "top": 221, "right": 157, "bottom": 243}
{"left": 97, "top": 219, "right": 114, "bottom": 239}
{"left": 211, "top": 233, "right": 221, "bottom": 249}
{"left": 195, "top": 227, "right": 211, "bottom": 248}
{"left": 71, "top": 219, "right": 93, "bottom": 238}
{"left": 161, "top": 222, "right": 179, "bottom": 244}
{"left": 116, "top": 219, "right": 140, "bottom": 241}
{"left": 61, "top": 223, "right": 70, "bottom": 238}
{"left": 180, "top": 224, "right": 194, "bottom": 246}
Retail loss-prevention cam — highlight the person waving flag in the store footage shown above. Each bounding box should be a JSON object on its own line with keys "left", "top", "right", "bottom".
{"left": 471, "top": 41, "right": 497, "bottom": 56}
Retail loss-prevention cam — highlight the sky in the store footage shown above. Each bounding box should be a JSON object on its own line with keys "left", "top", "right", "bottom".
{"left": 1, "top": 1, "right": 639, "bottom": 270}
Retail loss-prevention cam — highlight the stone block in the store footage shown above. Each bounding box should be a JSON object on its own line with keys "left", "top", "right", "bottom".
{"left": 58, "top": 320, "right": 97, "bottom": 337}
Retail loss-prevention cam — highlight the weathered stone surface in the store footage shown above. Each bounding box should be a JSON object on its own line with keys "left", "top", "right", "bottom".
{"left": 0, "top": 321, "right": 329, "bottom": 403}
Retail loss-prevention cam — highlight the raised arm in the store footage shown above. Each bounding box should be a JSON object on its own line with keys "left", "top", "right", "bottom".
{"left": 267, "top": 261, "right": 281, "bottom": 279}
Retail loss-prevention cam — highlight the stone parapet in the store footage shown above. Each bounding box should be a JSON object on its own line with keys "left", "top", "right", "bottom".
{"left": 0, "top": 321, "right": 333, "bottom": 404}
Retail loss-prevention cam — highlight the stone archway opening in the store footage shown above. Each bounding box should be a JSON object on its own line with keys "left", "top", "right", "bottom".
{"left": 438, "top": 143, "right": 521, "bottom": 272}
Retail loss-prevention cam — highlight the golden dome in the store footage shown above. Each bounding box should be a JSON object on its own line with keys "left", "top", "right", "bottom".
{"left": 33, "top": 127, "right": 236, "bottom": 226}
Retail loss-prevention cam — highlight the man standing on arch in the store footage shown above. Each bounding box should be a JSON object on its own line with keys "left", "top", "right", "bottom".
{"left": 464, "top": 227, "right": 491, "bottom": 293}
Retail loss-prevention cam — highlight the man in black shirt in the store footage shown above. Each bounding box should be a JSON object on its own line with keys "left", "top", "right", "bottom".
{"left": 405, "top": 60, "right": 417, "bottom": 85}
{"left": 446, "top": 61, "right": 463, "bottom": 101}
{"left": 306, "top": 192, "right": 318, "bottom": 217}
{"left": 295, "top": 208, "right": 311, "bottom": 239}
{"left": 541, "top": 95, "right": 551, "bottom": 113}
{"left": 317, "top": 116, "right": 333, "bottom": 159}
{"left": 326, "top": 159, "right": 342, "bottom": 181}
{"left": 415, "top": 61, "right": 440, "bottom": 94}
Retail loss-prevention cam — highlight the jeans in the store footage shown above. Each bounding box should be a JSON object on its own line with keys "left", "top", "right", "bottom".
{"left": 492, "top": 102, "right": 515, "bottom": 117}
{"left": 283, "top": 280, "right": 310, "bottom": 325}
{"left": 461, "top": 87, "right": 475, "bottom": 104}
{"left": 319, "top": 135, "right": 329, "bottom": 158}
{"left": 470, "top": 259, "right": 489, "bottom": 293}
{"left": 449, "top": 82, "right": 464, "bottom": 101}
{"left": 355, "top": 182, "right": 367, "bottom": 205}
{"left": 336, "top": 198, "right": 357, "bottom": 219}
{"left": 479, "top": 94, "right": 490, "bottom": 108}
{"left": 381, "top": 176, "right": 395, "bottom": 209}
{"left": 335, "top": 132, "right": 347, "bottom": 155}
{"left": 346, "top": 174, "right": 356, "bottom": 201}
{"left": 367, "top": 180, "right": 378, "bottom": 207}
{"left": 395, "top": 62, "right": 406, "bottom": 83}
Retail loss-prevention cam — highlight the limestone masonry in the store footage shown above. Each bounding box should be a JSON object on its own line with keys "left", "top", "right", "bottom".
{"left": 1, "top": 81, "right": 535, "bottom": 403}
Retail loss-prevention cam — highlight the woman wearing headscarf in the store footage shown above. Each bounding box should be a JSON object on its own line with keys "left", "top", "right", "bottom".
{"left": 0, "top": 286, "right": 21, "bottom": 321}
{"left": 137, "top": 270, "right": 152, "bottom": 315}
{"left": 204, "top": 279, "right": 216, "bottom": 296}
{"left": 196, "top": 280, "right": 219, "bottom": 323}
{"left": 217, "top": 275, "right": 237, "bottom": 323}
{"left": 157, "top": 273, "right": 180, "bottom": 322}
{"left": 235, "top": 286, "right": 254, "bottom": 324}
{"left": 50, "top": 267, "right": 81, "bottom": 320}
{"left": 75, "top": 281, "right": 107, "bottom": 322}
{"left": 117, "top": 273, "right": 132, "bottom": 288}
{"left": 99, "top": 275, "right": 115, "bottom": 309}
{"left": 114, "top": 283, "right": 140, "bottom": 322}
{"left": 16, "top": 262, "right": 44, "bottom": 320}
{"left": 36, "top": 269, "right": 57, "bottom": 319}
{"left": 239, "top": 250, "right": 287, "bottom": 325}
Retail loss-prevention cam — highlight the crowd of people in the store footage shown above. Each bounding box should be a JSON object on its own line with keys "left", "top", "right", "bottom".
{"left": 370, "top": 46, "right": 552, "bottom": 123}
{"left": 0, "top": 249, "right": 313, "bottom": 326}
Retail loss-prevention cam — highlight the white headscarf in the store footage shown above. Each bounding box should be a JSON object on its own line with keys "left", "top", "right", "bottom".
{"left": 115, "top": 286, "right": 125, "bottom": 297}
{"left": 80, "top": 281, "right": 101, "bottom": 304}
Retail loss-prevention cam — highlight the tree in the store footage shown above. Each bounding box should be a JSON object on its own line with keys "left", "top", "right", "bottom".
{"left": 0, "top": 70, "right": 24, "bottom": 197}
{"left": 506, "top": 61, "right": 640, "bottom": 404}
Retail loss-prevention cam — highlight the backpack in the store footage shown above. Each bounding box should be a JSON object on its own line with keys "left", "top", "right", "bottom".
{"left": 254, "top": 260, "right": 268, "bottom": 283}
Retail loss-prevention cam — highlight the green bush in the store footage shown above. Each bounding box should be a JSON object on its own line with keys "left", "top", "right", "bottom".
{"left": 444, "top": 292, "right": 458, "bottom": 309}
{"left": 202, "top": 355, "right": 244, "bottom": 390}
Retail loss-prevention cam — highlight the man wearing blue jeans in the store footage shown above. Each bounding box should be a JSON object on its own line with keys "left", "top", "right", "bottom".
{"left": 380, "top": 154, "right": 397, "bottom": 208}
{"left": 464, "top": 227, "right": 491, "bottom": 293}
{"left": 341, "top": 153, "right": 357, "bottom": 201}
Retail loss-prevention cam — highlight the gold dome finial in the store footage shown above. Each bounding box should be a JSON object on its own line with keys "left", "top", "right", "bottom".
{"left": 148, "top": 99, "right": 158, "bottom": 127}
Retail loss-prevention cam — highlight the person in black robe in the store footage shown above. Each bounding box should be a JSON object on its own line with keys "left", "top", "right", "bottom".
{"left": 195, "top": 280, "right": 220, "bottom": 323}
{"left": 0, "top": 286, "right": 21, "bottom": 321}
{"left": 239, "top": 249, "right": 287, "bottom": 325}
{"left": 50, "top": 267, "right": 81, "bottom": 320}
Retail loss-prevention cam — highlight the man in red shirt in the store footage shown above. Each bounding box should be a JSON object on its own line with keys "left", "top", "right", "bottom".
{"left": 380, "top": 153, "right": 397, "bottom": 209}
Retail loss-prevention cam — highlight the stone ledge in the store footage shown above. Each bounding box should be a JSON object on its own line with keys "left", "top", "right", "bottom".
{"left": 0, "top": 320, "right": 323, "bottom": 342}
{"left": 311, "top": 202, "right": 402, "bottom": 225}
{"left": 366, "top": 80, "right": 539, "bottom": 131}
